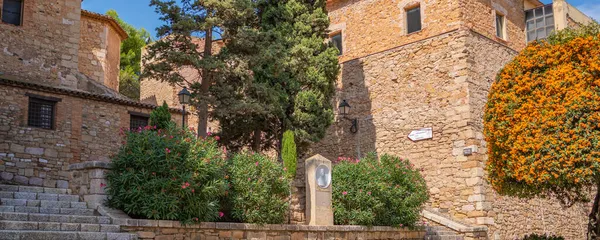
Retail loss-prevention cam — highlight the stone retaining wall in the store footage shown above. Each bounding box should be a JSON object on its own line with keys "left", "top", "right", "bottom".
{"left": 121, "top": 222, "right": 427, "bottom": 240}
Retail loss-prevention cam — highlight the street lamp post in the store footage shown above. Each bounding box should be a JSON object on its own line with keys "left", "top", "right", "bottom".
{"left": 178, "top": 87, "right": 191, "bottom": 128}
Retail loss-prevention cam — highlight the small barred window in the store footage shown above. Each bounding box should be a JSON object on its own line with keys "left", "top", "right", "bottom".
{"left": 130, "top": 115, "right": 149, "bottom": 130}
{"left": 28, "top": 98, "right": 56, "bottom": 130}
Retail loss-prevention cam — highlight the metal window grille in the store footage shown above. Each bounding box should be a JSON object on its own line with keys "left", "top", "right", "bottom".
{"left": 496, "top": 14, "right": 505, "bottom": 39}
{"left": 130, "top": 115, "right": 149, "bottom": 130}
{"left": 407, "top": 7, "right": 422, "bottom": 34}
{"left": 2, "top": 0, "right": 23, "bottom": 26}
{"left": 331, "top": 33, "right": 343, "bottom": 56}
{"left": 28, "top": 98, "right": 55, "bottom": 129}
{"left": 526, "top": 5, "right": 554, "bottom": 42}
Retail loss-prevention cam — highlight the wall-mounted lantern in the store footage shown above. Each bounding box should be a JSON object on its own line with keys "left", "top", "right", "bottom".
{"left": 338, "top": 100, "right": 358, "bottom": 134}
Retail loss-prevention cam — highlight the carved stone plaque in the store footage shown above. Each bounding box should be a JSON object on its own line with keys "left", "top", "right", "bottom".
{"left": 316, "top": 165, "right": 331, "bottom": 189}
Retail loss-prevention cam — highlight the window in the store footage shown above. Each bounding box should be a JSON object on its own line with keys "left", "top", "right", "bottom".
{"left": 28, "top": 97, "right": 57, "bottom": 130}
{"left": 525, "top": 5, "right": 554, "bottom": 42}
{"left": 2, "top": 0, "right": 23, "bottom": 26}
{"left": 496, "top": 13, "right": 505, "bottom": 39}
{"left": 330, "top": 32, "right": 343, "bottom": 56}
{"left": 130, "top": 113, "right": 149, "bottom": 130}
{"left": 406, "top": 6, "right": 422, "bottom": 34}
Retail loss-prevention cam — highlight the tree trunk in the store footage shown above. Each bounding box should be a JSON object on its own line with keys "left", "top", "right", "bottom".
{"left": 588, "top": 182, "right": 600, "bottom": 239}
{"left": 252, "top": 130, "right": 261, "bottom": 152}
{"left": 197, "top": 25, "right": 213, "bottom": 138}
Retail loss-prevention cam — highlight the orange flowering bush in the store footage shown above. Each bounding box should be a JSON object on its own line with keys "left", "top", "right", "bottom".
{"left": 484, "top": 24, "right": 600, "bottom": 205}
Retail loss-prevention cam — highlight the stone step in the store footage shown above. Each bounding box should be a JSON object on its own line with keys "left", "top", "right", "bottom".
{"left": 426, "top": 231, "right": 459, "bottom": 235}
{"left": 0, "top": 212, "right": 111, "bottom": 224}
{"left": 0, "top": 184, "right": 71, "bottom": 194}
{"left": 0, "top": 198, "right": 87, "bottom": 209}
{"left": 0, "top": 206, "right": 96, "bottom": 216}
{"left": 424, "top": 235, "right": 465, "bottom": 240}
{"left": 0, "top": 191, "right": 80, "bottom": 202}
{"left": 0, "top": 220, "right": 121, "bottom": 233}
{"left": 0, "top": 230, "right": 137, "bottom": 240}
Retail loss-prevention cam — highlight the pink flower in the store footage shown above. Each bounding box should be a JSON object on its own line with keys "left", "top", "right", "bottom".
{"left": 255, "top": 162, "right": 259, "bottom": 166}
{"left": 367, "top": 191, "right": 371, "bottom": 195}
{"left": 100, "top": 183, "right": 106, "bottom": 188}
{"left": 247, "top": 178, "right": 251, "bottom": 181}
{"left": 181, "top": 185, "right": 187, "bottom": 189}
{"left": 399, "top": 223, "right": 403, "bottom": 227}
{"left": 170, "top": 135, "right": 174, "bottom": 139}
{"left": 219, "top": 212, "right": 224, "bottom": 218}
{"left": 283, "top": 167, "right": 287, "bottom": 171}
{"left": 342, "top": 191, "right": 348, "bottom": 195}
{"left": 193, "top": 217, "right": 198, "bottom": 221}
{"left": 215, "top": 136, "right": 220, "bottom": 141}
{"left": 165, "top": 148, "right": 171, "bottom": 154}
{"left": 191, "top": 189, "right": 195, "bottom": 193}
{"left": 207, "top": 132, "right": 212, "bottom": 136}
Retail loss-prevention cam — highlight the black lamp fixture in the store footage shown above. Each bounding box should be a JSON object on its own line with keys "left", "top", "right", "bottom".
{"left": 178, "top": 87, "right": 191, "bottom": 128}
{"left": 338, "top": 100, "right": 358, "bottom": 134}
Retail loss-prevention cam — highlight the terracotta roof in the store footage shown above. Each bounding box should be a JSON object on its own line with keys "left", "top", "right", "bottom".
{"left": 0, "top": 77, "right": 183, "bottom": 114}
{"left": 81, "top": 10, "right": 129, "bottom": 40}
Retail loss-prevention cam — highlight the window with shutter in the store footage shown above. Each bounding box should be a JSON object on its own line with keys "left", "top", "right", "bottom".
{"left": 406, "top": 6, "right": 422, "bottom": 34}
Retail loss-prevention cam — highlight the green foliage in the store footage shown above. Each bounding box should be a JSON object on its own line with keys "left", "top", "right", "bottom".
{"left": 149, "top": 102, "right": 173, "bottom": 130}
{"left": 106, "top": 10, "right": 151, "bottom": 100}
{"left": 522, "top": 234, "right": 564, "bottom": 240}
{"left": 281, "top": 130, "right": 297, "bottom": 179}
{"left": 212, "top": 0, "right": 339, "bottom": 153}
{"left": 332, "top": 153, "right": 428, "bottom": 227}
{"left": 227, "top": 152, "right": 291, "bottom": 224}
{"left": 106, "top": 126, "right": 227, "bottom": 222}
{"left": 545, "top": 22, "right": 600, "bottom": 45}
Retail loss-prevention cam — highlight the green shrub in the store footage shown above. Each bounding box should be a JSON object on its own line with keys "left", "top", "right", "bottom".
{"left": 332, "top": 153, "right": 428, "bottom": 227}
{"left": 107, "top": 126, "right": 227, "bottom": 223}
{"left": 150, "top": 101, "right": 173, "bottom": 129}
{"left": 281, "top": 130, "right": 297, "bottom": 179}
{"left": 522, "top": 234, "right": 564, "bottom": 240}
{"left": 227, "top": 152, "right": 290, "bottom": 224}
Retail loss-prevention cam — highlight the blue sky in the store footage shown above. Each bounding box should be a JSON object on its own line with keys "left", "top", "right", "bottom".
{"left": 82, "top": 0, "right": 600, "bottom": 39}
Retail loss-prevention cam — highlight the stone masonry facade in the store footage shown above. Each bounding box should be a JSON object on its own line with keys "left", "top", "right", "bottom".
{"left": 309, "top": 0, "right": 593, "bottom": 239}
{"left": 0, "top": 0, "right": 187, "bottom": 195}
{"left": 0, "top": 80, "right": 186, "bottom": 189}
{"left": 78, "top": 11, "right": 127, "bottom": 92}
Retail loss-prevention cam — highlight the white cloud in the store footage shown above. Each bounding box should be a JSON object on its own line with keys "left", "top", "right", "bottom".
{"left": 576, "top": 3, "right": 600, "bottom": 21}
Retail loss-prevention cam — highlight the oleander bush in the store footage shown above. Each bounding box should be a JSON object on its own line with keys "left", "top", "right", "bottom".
{"left": 107, "top": 125, "right": 227, "bottom": 223}
{"left": 522, "top": 234, "right": 564, "bottom": 240}
{"left": 227, "top": 152, "right": 291, "bottom": 224}
{"left": 332, "top": 153, "right": 428, "bottom": 227}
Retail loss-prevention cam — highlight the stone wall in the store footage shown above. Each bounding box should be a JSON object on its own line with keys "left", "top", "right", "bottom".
{"left": 310, "top": 27, "right": 591, "bottom": 239}
{"left": 78, "top": 14, "right": 123, "bottom": 92}
{"left": 0, "top": 0, "right": 82, "bottom": 89}
{"left": 0, "top": 81, "right": 185, "bottom": 189}
{"left": 119, "top": 222, "right": 427, "bottom": 240}
{"left": 310, "top": 28, "right": 474, "bottom": 222}
{"left": 78, "top": 16, "right": 107, "bottom": 89}
{"left": 460, "top": 0, "right": 527, "bottom": 51}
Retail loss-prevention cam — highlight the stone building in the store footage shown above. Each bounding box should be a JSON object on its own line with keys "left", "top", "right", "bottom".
{"left": 0, "top": 0, "right": 185, "bottom": 192}
{"left": 308, "top": 0, "right": 594, "bottom": 239}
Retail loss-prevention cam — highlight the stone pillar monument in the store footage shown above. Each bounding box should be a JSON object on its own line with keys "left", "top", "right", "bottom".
{"left": 305, "top": 154, "right": 333, "bottom": 226}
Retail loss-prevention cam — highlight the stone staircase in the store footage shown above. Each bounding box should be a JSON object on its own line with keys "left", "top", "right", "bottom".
{"left": 0, "top": 184, "right": 137, "bottom": 240}
{"left": 425, "top": 226, "right": 465, "bottom": 240}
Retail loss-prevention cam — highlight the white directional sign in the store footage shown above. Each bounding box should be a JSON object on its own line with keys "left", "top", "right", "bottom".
{"left": 408, "top": 128, "right": 433, "bottom": 142}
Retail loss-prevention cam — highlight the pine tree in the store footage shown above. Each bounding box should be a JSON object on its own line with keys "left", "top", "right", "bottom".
{"left": 142, "top": 0, "right": 255, "bottom": 137}
{"left": 212, "top": 0, "right": 340, "bottom": 153}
